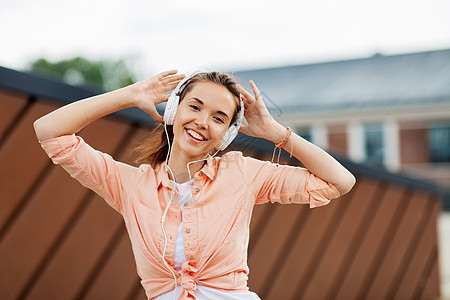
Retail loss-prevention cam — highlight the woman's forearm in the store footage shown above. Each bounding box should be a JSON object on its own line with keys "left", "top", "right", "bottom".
{"left": 34, "top": 70, "right": 185, "bottom": 141}
{"left": 269, "top": 122, "right": 356, "bottom": 195}
{"left": 34, "top": 86, "right": 137, "bottom": 141}
{"left": 237, "top": 80, "right": 355, "bottom": 196}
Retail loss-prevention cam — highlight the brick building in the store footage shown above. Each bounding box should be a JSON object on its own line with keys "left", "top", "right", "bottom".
{"left": 235, "top": 49, "right": 450, "bottom": 189}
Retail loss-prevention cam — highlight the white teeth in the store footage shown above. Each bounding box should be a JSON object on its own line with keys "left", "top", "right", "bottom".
{"left": 187, "top": 129, "right": 205, "bottom": 141}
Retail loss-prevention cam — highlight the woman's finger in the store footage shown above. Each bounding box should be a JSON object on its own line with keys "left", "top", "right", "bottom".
{"left": 238, "top": 85, "right": 255, "bottom": 106}
{"left": 249, "top": 80, "right": 262, "bottom": 101}
{"left": 158, "top": 70, "right": 179, "bottom": 79}
{"left": 238, "top": 84, "right": 253, "bottom": 100}
{"left": 164, "top": 80, "right": 184, "bottom": 92}
{"left": 162, "top": 74, "right": 186, "bottom": 85}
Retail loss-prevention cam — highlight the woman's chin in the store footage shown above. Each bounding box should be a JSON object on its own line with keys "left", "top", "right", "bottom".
{"left": 174, "top": 141, "right": 212, "bottom": 159}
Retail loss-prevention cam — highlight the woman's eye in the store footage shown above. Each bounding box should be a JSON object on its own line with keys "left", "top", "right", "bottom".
{"left": 214, "top": 117, "right": 225, "bottom": 124}
{"left": 189, "top": 105, "right": 200, "bottom": 111}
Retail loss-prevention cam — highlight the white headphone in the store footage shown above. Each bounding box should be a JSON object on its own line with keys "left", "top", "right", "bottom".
{"left": 163, "top": 71, "right": 244, "bottom": 151}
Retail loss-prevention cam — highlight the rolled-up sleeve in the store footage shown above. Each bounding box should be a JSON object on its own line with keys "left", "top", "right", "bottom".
{"left": 235, "top": 153, "right": 340, "bottom": 208}
{"left": 40, "top": 134, "right": 139, "bottom": 213}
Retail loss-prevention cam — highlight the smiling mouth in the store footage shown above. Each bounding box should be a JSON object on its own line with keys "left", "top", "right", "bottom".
{"left": 186, "top": 129, "right": 206, "bottom": 141}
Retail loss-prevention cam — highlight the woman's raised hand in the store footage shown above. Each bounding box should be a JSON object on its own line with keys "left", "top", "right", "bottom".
{"left": 130, "top": 70, "right": 185, "bottom": 123}
{"left": 33, "top": 70, "right": 184, "bottom": 141}
{"left": 238, "top": 81, "right": 286, "bottom": 143}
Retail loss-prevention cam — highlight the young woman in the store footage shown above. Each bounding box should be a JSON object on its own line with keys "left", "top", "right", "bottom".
{"left": 34, "top": 70, "right": 355, "bottom": 300}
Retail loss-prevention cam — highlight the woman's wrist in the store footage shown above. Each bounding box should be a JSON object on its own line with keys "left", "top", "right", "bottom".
{"left": 121, "top": 84, "right": 143, "bottom": 107}
{"left": 265, "top": 122, "right": 287, "bottom": 144}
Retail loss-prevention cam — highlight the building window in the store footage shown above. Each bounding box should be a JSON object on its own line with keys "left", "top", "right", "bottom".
{"left": 364, "top": 123, "right": 384, "bottom": 166}
{"left": 429, "top": 122, "right": 450, "bottom": 162}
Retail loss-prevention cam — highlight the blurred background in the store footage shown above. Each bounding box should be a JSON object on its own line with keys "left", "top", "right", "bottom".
{"left": 0, "top": 0, "right": 449, "bottom": 299}
{"left": 1, "top": 0, "right": 449, "bottom": 79}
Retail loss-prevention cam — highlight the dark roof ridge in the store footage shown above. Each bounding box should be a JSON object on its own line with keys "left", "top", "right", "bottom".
{"left": 232, "top": 48, "right": 450, "bottom": 74}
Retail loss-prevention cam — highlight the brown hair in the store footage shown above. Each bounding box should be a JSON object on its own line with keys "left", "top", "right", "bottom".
{"left": 132, "top": 71, "right": 241, "bottom": 168}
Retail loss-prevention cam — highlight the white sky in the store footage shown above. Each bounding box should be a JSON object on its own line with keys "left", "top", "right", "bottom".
{"left": 1, "top": 0, "right": 449, "bottom": 79}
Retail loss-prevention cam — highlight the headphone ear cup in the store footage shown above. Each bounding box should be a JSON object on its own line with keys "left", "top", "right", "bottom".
{"left": 163, "top": 92, "right": 178, "bottom": 125}
{"left": 164, "top": 72, "right": 196, "bottom": 125}
{"left": 215, "top": 131, "right": 228, "bottom": 151}
{"left": 215, "top": 125, "right": 239, "bottom": 151}
{"left": 215, "top": 95, "right": 245, "bottom": 151}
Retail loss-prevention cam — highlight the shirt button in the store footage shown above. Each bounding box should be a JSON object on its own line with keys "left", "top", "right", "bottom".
{"left": 198, "top": 173, "right": 203, "bottom": 177}
{"left": 194, "top": 188, "right": 200, "bottom": 193}
{"left": 187, "top": 255, "right": 193, "bottom": 260}
{"left": 183, "top": 202, "right": 188, "bottom": 207}
{"left": 185, "top": 229, "right": 191, "bottom": 234}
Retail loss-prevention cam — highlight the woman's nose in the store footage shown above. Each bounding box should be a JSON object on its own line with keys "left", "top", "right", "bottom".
{"left": 194, "top": 113, "right": 208, "bottom": 128}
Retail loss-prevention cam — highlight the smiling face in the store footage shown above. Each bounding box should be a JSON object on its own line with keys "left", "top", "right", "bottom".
{"left": 171, "top": 80, "right": 238, "bottom": 161}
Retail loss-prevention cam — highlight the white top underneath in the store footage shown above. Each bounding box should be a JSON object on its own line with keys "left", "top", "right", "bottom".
{"left": 156, "top": 180, "right": 260, "bottom": 300}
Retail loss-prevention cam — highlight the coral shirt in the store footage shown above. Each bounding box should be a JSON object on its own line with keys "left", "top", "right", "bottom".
{"left": 40, "top": 134, "right": 340, "bottom": 300}
{"left": 156, "top": 179, "right": 260, "bottom": 299}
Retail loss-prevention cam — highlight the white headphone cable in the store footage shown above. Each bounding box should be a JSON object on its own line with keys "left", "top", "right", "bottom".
{"left": 162, "top": 123, "right": 178, "bottom": 300}
{"left": 161, "top": 123, "right": 221, "bottom": 299}
{"left": 160, "top": 188, "right": 177, "bottom": 299}
{"left": 185, "top": 149, "right": 218, "bottom": 182}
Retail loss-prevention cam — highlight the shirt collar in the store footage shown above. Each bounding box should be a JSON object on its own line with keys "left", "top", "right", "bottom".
{"left": 156, "top": 156, "right": 216, "bottom": 189}
{"left": 201, "top": 155, "right": 215, "bottom": 180}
